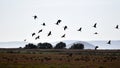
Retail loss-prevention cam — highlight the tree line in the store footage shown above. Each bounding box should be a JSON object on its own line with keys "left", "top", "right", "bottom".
{"left": 24, "top": 42, "right": 84, "bottom": 49}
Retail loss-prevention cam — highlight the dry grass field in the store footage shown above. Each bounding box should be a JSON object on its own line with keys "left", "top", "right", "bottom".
{"left": 0, "top": 49, "right": 120, "bottom": 68}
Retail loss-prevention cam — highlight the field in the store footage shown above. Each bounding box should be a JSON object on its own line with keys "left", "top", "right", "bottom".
{"left": 0, "top": 49, "right": 120, "bottom": 68}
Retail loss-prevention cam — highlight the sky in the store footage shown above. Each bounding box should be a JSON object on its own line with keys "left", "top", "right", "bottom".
{"left": 0, "top": 0, "right": 120, "bottom": 43}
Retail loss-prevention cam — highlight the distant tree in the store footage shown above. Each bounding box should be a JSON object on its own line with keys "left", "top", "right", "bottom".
{"left": 24, "top": 43, "right": 37, "bottom": 49}
{"left": 95, "top": 46, "right": 99, "bottom": 50}
{"left": 54, "top": 42, "right": 66, "bottom": 49}
{"left": 42, "top": 42, "right": 53, "bottom": 49}
{"left": 37, "top": 42, "right": 53, "bottom": 49}
{"left": 70, "top": 43, "right": 84, "bottom": 49}
{"left": 37, "top": 43, "right": 43, "bottom": 48}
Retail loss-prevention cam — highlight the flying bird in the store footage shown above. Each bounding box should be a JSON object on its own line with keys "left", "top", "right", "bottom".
{"left": 78, "top": 27, "right": 82, "bottom": 31}
{"left": 33, "top": 15, "right": 37, "bottom": 20}
{"left": 64, "top": 26, "right": 67, "bottom": 30}
{"left": 42, "top": 23, "right": 45, "bottom": 26}
{"left": 47, "top": 31, "right": 52, "bottom": 36}
{"left": 32, "top": 33, "right": 36, "bottom": 36}
{"left": 107, "top": 40, "right": 111, "bottom": 44}
{"left": 35, "top": 36, "right": 40, "bottom": 40}
{"left": 93, "top": 23, "right": 97, "bottom": 28}
{"left": 61, "top": 34, "right": 66, "bottom": 38}
{"left": 24, "top": 39, "right": 26, "bottom": 41}
{"left": 94, "top": 32, "right": 98, "bottom": 34}
{"left": 115, "top": 25, "right": 119, "bottom": 29}
{"left": 38, "top": 29, "right": 42, "bottom": 33}
{"left": 56, "top": 20, "right": 62, "bottom": 25}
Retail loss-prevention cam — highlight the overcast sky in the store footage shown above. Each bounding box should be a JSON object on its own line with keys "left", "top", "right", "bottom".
{"left": 0, "top": 0, "right": 120, "bottom": 43}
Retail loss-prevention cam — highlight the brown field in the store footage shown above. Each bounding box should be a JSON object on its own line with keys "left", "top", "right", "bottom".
{"left": 0, "top": 49, "right": 120, "bottom": 68}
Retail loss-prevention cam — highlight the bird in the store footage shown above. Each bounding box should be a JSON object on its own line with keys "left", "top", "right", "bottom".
{"left": 64, "top": 26, "right": 67, "bottom": 30}
{"left": 38, "top": 29, "right": 42, "bottom": 33}
{"left": 24, "top": 39, "right": 26, "bottom": 41}
{"left": 93, "top": 23, "right": 97, "bottom": 28}
{"left": 56, "top": 20, "right": 61, "bottom": 25}
{"left": 32, "top": 33, "right": 36, "bottom": 36}
{"left": 35, "top": 36, "right": 40, "bottom": 40}
{"left": 94, "top": 32, "right": 98, "bottom": 34}
{"left": 78, "top": 27, "right": 82, "bottom": 31}
{"left": 35, "top": 37, "right": 37, "bottom": 40}
{"left": 47, "top": 31, "right": 51, "bottom": 36}
{"left": 42, "top": 23, "right": 45, "bottom": 26}
{"left": 61, "top": 34, "right": 66, "bottom": 38}
{"left": 107, "top": 40, "right": 111, "bottom": 44}
{"left": 115, "top": 25, "right": 119, "bottom": 29}
{"left": 33, "top": 15, "right": 37, "bottom": 20}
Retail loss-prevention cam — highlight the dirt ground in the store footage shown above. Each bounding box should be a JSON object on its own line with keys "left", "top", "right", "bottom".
{"left": 0, "top": 49, "right": 120, "bottom": 68}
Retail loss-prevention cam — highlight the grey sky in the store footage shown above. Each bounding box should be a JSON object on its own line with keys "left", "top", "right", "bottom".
{"left": 0, "top": 0, "right": 120, "bottom": 43}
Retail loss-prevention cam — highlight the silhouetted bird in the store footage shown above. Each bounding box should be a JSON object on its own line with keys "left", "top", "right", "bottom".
{"left": 115, "top": 25, "right": 119, "bottom": 29}
{"left": 33, "top": 15, "right": 37, "bottom": 20}
{"left": 38, "top": 29, "right": 42, "bottom": 33}
{"left": 24, "top": 39, "right": 26, "bottom": 41}
{"left": 47, "top": 31, "right": 51, "bottom": 36}
{"left": 32, "top": 33, "right": 36, "bottom": 36}
{"left": 35, "top": 36, "right": 40, "bottom": 40}
{"left": 107, "top": 40, "right": 111, "bottom": 44}
{"left": 78, "top": 27, "right": 82, "bottom": 31}
{"left": 61, "top": 34, "right": 66, "bottom": 38}
{"left": 64, "top": 26, "right": 67, "bottom": 30}
{"left": 56, "top": 20, "right": 61, "bottom": 25}
{"left": 93, "top": 23, "right": 97, "bottom": 28}
{"left": 94, "top": 32, "right": 98, "bottom": 34}
{"left": 42, "top": 23, "right": 45, "bottom": 26}
{"left": 35, "top": 37, "right": 37, "bottom": 40}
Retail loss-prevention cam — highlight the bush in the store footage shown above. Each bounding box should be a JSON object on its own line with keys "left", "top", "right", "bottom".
{"left": 24, "top": 43, "right": 37, "bottom": 49}
{"left": 37, "top": 42, "right": 53, "bottom": 49}
{"left": 70, "top": 43, "right": 84, "bottom": 49}
{"left": 54, "top": 42, "right": 66, "bottom": 49}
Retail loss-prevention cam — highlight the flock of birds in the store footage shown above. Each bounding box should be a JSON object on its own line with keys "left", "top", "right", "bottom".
{"left": 24, "top": 15, "right": 119, "bottom": 45}
{"left": 31, "top": 15, "right": 67, "bottom": 39}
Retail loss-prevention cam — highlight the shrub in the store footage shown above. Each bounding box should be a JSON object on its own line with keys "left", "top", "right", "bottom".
{"left": 24, "top": 43, "right": 37, "bottom": 49}
{"left": 70, "top": 43, "right": 84, "bottom": 49}
{"left": 37, "top": 42, "right": 53, "bottom": 49}
{"left": 54, "top": 42, "right": 66, "bottom": 49}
